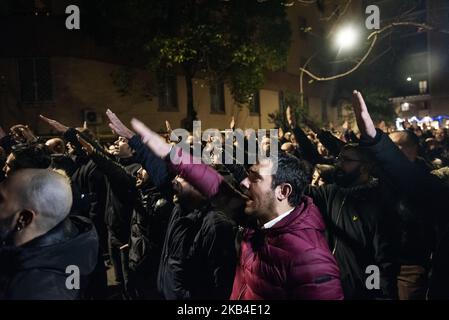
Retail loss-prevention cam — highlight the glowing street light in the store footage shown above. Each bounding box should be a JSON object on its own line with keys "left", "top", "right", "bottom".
{"left": 335, "top": 25, "right": 359, "bottom": 50}
{"left": 406, "top": 76, "right": 412, "bottom": 82}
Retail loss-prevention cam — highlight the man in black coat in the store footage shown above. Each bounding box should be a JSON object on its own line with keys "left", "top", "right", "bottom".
{"left": 107, "top": 110, "right": 237, "bottom": 300}
{"left": 286, "top": 108, "right": 399, "bottom": 300}
{"left": 352, "top": 90, "right": 449, "bottom": 300}
{"left": 305, "top": 144, "right": 399, "bottom": 300}
{"left": 0, "top": 169, "right": 98, "bottom": 299}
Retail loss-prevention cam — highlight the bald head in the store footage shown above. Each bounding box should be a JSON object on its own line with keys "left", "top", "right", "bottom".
{"left": 389, "top": 131, "right": 419, "bottom": 162}
{"left": 4, "top": 169, "right": 73, "bottom": 234}
{"left": 46, "top": 138, "right": 66, "bottom": 154}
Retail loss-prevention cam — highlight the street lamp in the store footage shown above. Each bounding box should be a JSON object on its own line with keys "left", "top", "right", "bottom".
{"left": 335, "top": 25, "right": 359, "bottom": 51}
{"left": 406, "top": 76, "right": 412, "bottom": 82}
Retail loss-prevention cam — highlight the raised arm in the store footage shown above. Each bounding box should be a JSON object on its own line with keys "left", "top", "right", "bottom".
{"left": 286, "top": 106, "right": 323, "bottom": 165}
{"left": 106, "top": 110, "right": 174, "bottom": 200}
{"left": 77, "top": 134, "right": 136, "bottom": 201}
{"left": 352, "top": 90, "right": 445, "bottom": 199}
{"left": 40, "top": 114, "right": 107, "bottom": 158}
{"left": 131, "top": 118, "right": 224, "bottom": 199}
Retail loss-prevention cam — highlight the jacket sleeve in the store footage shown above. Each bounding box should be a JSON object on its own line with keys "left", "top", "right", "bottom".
{"left": 128, "top": 135, "right": 173, "bottom": 200}
{"left": 201, "top": 216, "right": 237, "bottom": 299}
{"left": 63, "top": 127, "right": 112, "bottom": 159}
{"left": 168, "top": 147, "right": 224, "bottom": 198}
{"left": 89, "top": 149, "right": 137, "bottom": 203}
{"left": 360, "top": 130, "right": 447, "bottom": 208}
{"left": 317, "top": 130, "right": 346, "bottom": 157}
{"left": 86, "top": 166, "right": 108, "bottom": 232}
{"left": 291, "top": 126, "right": 323, "bottom": 165}
{"left": 304, "top": 185, "right": 333, "bottom": 219}
{"left": 287, "top": 245, "right": 344, "bottom": 300}
{"left": 372, "top": 210, "right": 400, "bottom": 299}
{"left": 167, "top": 147, "right": 248, "bottom": 225}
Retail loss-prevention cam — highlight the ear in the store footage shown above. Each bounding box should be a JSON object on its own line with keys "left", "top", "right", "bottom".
{"left": 16, "top": 209, "right": 36, "bottom": 230}
{"left": 275, "top": 183, "right": 293, "bottom": 201}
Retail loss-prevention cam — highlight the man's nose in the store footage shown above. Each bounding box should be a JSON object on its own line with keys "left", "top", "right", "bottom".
{"left": 240, "top": 177, "right": 250, "bottom": 190}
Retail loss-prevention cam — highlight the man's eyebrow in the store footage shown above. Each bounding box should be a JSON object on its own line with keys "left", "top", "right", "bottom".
{"left": 248, "top": 168, "right": 262, "bottom": 178}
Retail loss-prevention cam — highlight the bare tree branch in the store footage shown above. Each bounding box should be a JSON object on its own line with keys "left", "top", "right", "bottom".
{"left": 299, "top": 34, "right": 378, "bottom": 81}
{"left": 320, "top": 0, "right": 352, "bottom": 22}
{"left": 299, "top": 22, "right": 449, "bottom": 82}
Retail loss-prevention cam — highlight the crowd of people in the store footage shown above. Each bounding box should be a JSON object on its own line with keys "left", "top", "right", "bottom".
{"left": 0, "top": 90, "right": 448, "bottom": 300}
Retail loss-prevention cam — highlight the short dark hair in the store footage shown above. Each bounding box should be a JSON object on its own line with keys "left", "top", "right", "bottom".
{"left": 340, "top": 143, "right": 374, "bottom": 172}
{"left": 271, "top": 152, "right": 308, "bottom": 207}
{"left": 10, "top": 143, "right": 51, "bottom": 172}
{"left": 341, "top": 143, "right": 372, "bottom": 162}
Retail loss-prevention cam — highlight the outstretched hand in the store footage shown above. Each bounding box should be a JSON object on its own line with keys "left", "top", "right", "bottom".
{"left": 77, "top": 134, "right": 94, "bottom": 155}
{"left": 10, "top": 124, "right": 38, "bottom": 143}
{"left": 39, "top": 115, "right": 69, "bottom": 133}
{"left": 106, "top": 109, "right": 135, "bottom": 140}
{"left": 286, "top": 105, "right": 296, "bottom": 128}
{"left": 229, "top": 116, "right": 235, "bottom": 130}
{"left": 352, "top": 90, "right": 376, "bottom": 140}
{"left": 165, "top": 120, "right": 173, "bottom": 134}
{"left": 131, "top": 118, "right": 172, "bottom": 158}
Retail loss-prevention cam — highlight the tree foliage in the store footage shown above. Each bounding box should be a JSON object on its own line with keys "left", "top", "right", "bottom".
{"left": 85, "top": 0, "right": 291, "bottom": 123}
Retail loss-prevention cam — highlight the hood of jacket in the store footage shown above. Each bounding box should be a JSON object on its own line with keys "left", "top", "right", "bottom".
{"left": 0, "top": 216, "right": 98, "bottom": 276}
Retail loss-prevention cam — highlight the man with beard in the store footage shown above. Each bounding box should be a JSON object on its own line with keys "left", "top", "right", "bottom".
{"left": 0, "top": 169, "right": 98, "bottom": 299}
{"left": 285, "top": 108, "right": 399, "bottom": 299}
{"left": 129, "top": 118, "right": 343, "bottom": 300}
{"left": 305, "top": 144, "right": 400, "bottom": 299}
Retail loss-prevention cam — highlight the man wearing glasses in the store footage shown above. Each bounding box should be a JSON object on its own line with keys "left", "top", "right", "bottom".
{"left": 305, "top": 144, "right": 400, "bottom": 300}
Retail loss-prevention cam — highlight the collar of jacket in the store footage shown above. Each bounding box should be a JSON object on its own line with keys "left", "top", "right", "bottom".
{"left": 177, "top": 201, "right": 211, "bottom": 219}
{"left": 246, "top": 196, "right": 321, "bottom": 238}
{"left": 71, "top": 152, "right": 93, "bottom": 167}
{"left": 0, "top": 218, "right": 79, "bottom": 273}
{"left": 337, "top": 178, "right": 379, "bottom": 195}
{"left": 20, "top": 218, "right": 79, "bottom": 249}
{"left": 119, "top": 154, "right": 138, "bottom": 166}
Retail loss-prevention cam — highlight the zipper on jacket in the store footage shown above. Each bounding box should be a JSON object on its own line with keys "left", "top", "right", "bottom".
{"left": 332, "top": 196, "right": 347, "bottom": 256}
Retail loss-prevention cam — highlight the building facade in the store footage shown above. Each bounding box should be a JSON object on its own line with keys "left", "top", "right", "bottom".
{"left": 0, "top": 0, "right": 357, "bottom": 137}
{"left": 391, "top": 0, "right": 449, "bottom": 127}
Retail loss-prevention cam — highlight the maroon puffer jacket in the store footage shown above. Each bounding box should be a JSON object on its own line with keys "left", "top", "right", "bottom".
{"left": 230, "top": 196, "right": 343, "bottom": 300}
{"left": 167, "top": 148, "right": 343, "bottom": 300}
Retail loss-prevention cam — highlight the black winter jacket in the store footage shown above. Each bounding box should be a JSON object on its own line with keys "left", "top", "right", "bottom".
{"left": 129, "top": 135, "right": 237, "bottom": 300}
{"left": 157, "top": 203, "right": 237, "bottom": 300}
{"left": 359, "top": 129, "right": 449, "bottom": 299}
{"left": 307, "top": 180, "right": 400, "bottom": 299}
{"left": 0, "top": 216, "right": 98, "bottom": 300}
